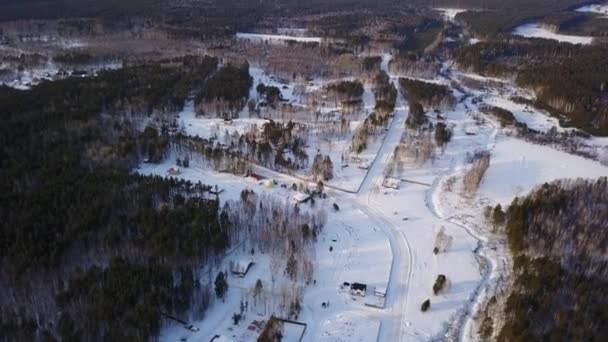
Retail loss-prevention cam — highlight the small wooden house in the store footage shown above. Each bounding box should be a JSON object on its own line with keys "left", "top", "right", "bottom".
{"left": 167, "top": 166, "right": 181, "bottom": 176}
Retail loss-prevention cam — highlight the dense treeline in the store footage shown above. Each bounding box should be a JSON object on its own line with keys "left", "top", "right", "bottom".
{"left": 399, "top": 78, "right": 455, "bottom": 109}
{"left": 0, "top": 57, "right": 233, "bottom": 341}
{"left": 352, "top": 111, "right": 391, "bottom": 153}
{"left": 393, "top": 18, "right": 443, "bottom": 53}
{"left": 490, "top": 178, "right": 608, "bottom": 341}
{"left": 373, "top": 71, "right": 397, "bottom": 113}
{"left": 456, "top": 40, "right": 608, "bottom": 135}
{"left": 480, "top": 105, "right": 516, "bottom": 127}
{"left": 452, "top": 0, "right": 586, "bottom": 38}
{"left": 389, "top": 53, "right": 440, "bottom": 79}
{"left": 196, "top": 63, "right": 253, "bottom": 116}
{"left": 326, "top": 79, "right": 364, "bottom": 105}
{"left": 0, "top": 0, "right": 402, "bottom": 40}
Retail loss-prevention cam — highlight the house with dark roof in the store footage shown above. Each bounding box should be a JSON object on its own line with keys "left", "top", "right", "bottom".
{"left": 350, "top": 282, "right": 367, "bottom": 297}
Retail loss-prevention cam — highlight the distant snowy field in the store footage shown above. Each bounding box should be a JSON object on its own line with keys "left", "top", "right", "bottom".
{"left": 434, "top": 8, "right": 467, "bottom": 21}
{"left": 483, "top": 96, "right": 563, "bottom": 133}
{"left": 478, "top": 137, "right": 608, "bottom": 206}
{"left": 576, "top": 3, "right": 608, "bottom": 17}
{"left": 512, "top": 23, "right": 593, "bottom": 45}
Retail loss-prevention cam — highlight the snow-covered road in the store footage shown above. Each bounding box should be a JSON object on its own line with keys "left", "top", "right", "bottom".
{"left": 355, "top": 75, "right": 411, "bottom": 342}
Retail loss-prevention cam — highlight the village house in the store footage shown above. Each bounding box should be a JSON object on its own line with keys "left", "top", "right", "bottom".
{"left": 350, "top": 282, "right": 367, "bottom": 297}
{"left": 167, "top": 166, "right": 181, "bottom": 176}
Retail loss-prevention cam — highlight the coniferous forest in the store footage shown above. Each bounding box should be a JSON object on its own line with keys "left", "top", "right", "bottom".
{"left": 1, "top": 0, "right": 607, "bottom": 341}
{"left": 0, "top": 57, "right": 231, "bottom": 341}
{"left": 489, "top": 178, "right": 608, "bottom": 341}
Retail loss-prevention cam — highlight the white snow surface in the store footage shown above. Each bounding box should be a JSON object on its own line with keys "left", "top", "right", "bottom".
{"left": 237, "top": 32, "right": 322, "bottom": 44}
{"left": 512, "top": 23, "right": 593, "bottom": 45}
{"left": 434, "top": 8, "right": 467, "bottom": 21}
{"left": 478, "top": 137, "right": 608, "bottom": 206}
{"left": 483, "top": 96, "right": 563, "bottom": 133}
{"left": 576, "top": 3, "right": 608, "bottom": 17}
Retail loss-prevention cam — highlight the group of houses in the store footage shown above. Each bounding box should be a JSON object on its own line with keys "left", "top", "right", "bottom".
{"left": 341, "top": 281, "right": 387, "bottom": 308}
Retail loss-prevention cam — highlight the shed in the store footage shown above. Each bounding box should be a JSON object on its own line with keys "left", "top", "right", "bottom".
{"left": 248, "top": 173, "right": 265, "bottom": 181}
{"left": 374, "top": 287, "right": 387, "bottom": 298}
{"left": 231, "top": 259, "right": 254, "bottom": 278}
{"left": 167, "top": 166, "right": 181, "bottom": 175}
{"left": 382, "top": 177, "right": 401, "bottom": 190}
{"left": 292, "top": 192, "right": 311, "bottom": 204}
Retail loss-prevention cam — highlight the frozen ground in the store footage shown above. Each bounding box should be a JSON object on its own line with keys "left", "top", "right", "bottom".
{"left": 512, "top": 23, "right": 593, "bottom": 45}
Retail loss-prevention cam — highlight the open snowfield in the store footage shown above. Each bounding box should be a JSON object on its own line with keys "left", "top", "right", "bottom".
{"left": 317, "top": 314, "right": 381, "bottom": 342}
{"left": 482, "top": 96, "right": 563, "bottom": 133}
{"left": 576, "top": 3, "right": 608, "bottom": 17}
{"left": 179, "top": 100, "right": 270, "bottom": 139}
{"left": 512, "top": 23, "right": 594, "bottom": 44}
{"left": 479, "top": 137, "right": 608, "bottom": 206}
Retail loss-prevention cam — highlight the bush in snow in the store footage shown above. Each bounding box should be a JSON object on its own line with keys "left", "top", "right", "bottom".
{"left": 421, "top": 299, "right": 431, "bottom": 312}
{"left": 433, "top": 274, "right": 448, "bottom": 295}
{"left": 433, "top": 227, "right": 453, "bottom": 254}
{"left": 215, "top": 271, "right": 228, "bottom": 300}
{"left": 435, "top": 122, "right": 452, "bottom": 147}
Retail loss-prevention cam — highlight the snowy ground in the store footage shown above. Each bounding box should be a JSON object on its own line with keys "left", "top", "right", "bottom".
{"left": 317, "top": 314, "right": 381, "bottom": 342}
{"left": 236, "top": 33, "right": 322, "bottom": 44}
{"left": 576, "top": 3, "right": 608, "bottom": 17}
{"left": 434, "top": 8, "right": 468, "bottom": 21}
{"left": 482, "top": 92, "right": 563, "bottom": 133}
{"left": 177, "top": 63, "right": 392, "bottom": 192}
{"left": 133, "top": 44, "right": 608, "bottom": 342}
{"left": 0, "top": 60, "right": 122, "bottom": 89}
{"left": 512, "top": 23, "right": 593, "bottom": 45}
{"left": 478, "top": 137, "right": 608, "bottom": 205}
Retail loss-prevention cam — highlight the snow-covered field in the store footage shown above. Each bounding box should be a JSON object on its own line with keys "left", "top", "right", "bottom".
{"left": 317, "top": 314, "right": 381, "bottom": 342}
{"left": 512, "top": 23, "right": 593, "bottom": 45}
{"left": 482, "top": 95, "right": 563, "bottom": 133}
{"left": 479, "top": 137, "right": 608, "bottom": 205}
{"left": 576, "top": 3, "right": 608, "bottom": 17}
